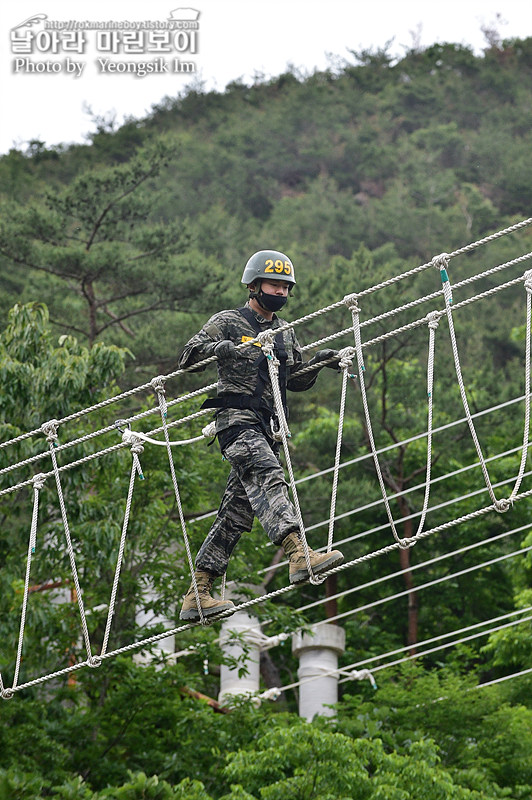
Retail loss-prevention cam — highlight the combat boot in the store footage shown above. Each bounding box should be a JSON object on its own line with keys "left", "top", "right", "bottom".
{"left": 179, "top": 569, "right": 235, "bottom": 621}
{"left": 282, "top": 532, "right": 344, "bottom": 584}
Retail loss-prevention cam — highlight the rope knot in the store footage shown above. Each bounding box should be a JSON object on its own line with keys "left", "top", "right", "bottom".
{"left": 426, "top": 311, "right": 441, "bottom": 330}
{"left": 150, "top": 376, "right": 167, "bottom": 395}
{"left": 343, "top": 293, "right": 359, "bottom": 312}
{"left": 524, "top": 270, "right": 532, "bottom": 294}
{"left": 121, "top": 430, "right": 145, "bottom": 457}
{"left": 345, "top": 669, "right": 377, "bottom": 689}
{"left": 202, "top": 421, "right": 217, "bottom": 439}
{"left": 41, "top": 419, "right": 59, "bottom": 444}
{"left": 259, "top": 687, "right": 282, "bottom": 701}
{"left": 432, "top": 253, "right": 453, "bottom": 304}
{"left": 88, "top": 655, "right": 102, "bottom": 668}
{"left": 151, "top": 376, "right": 168, "bottom": 418}
{"left": 338, "top": 346, "right": 355, "bottom": 371}
{"left": 1, "top": 687, "right": 14, "bottom": 700}
{"left": 398, "top": 536, "right": 416, "bottom": 550}
{"left": 257, "top": 330, "right": 275, "bottom": 352}
{"left": 432, "top": 253, "right": 450, "bottom": 270}
{"left": 32, "top": 473, "right": 46, "bottom": 491}
{"left": 494, "top": 498, "right": 511, "bottom": 513}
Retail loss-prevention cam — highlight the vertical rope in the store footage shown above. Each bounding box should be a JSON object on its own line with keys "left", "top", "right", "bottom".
{"left": 327, "top": 348, "right": 355, "bottom": 552}
{"left": 508, "top": 271, "right": 532, "bottom": 501}
{"left": 150, "top": 377, "right": 206, "bottom": 624}
{"left": 100, "top": 439, "right": 144, "bottom": 656}
{"left": 40, "top": 420, "right": 100, "bottom": 667}
{"left": 259, "top": 334, "right": 320, "bottom": 584}
{"left": 433, "top": 257, "right": 532, "bottom": 513}
{"left": 347, "top": 297, "right": 439, "bottom": 544}
{"left": 10, "top": 474, "right": 46, "bottom": 691}
{"left": 345, "top": 296, "right": 411, "bottom": 548}
{"left": 417, "top": 312, "right": 439, "bottom": 535}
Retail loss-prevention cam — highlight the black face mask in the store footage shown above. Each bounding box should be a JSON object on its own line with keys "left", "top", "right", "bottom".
{"left": 257, "top": 290, "right": 287, "bottom": 312}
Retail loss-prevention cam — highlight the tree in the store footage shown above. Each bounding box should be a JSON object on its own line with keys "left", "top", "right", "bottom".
{"left": 0, "top": 303, "right": 226, "bottom": 695}
{"left": 0, "top": 140, "right": 201, "bottom": 349}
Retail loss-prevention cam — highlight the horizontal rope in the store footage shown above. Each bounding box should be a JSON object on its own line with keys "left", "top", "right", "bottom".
{"left": 1, "top": 246, "right": 529, "bottom": 487}
{"left": 1, "top": 219, "right": 530, "bottom": 454}
{"left": 260, "top": 609, "right": 532, "bottom": 697}
{"left": 3, "top": 218, "right": 532, "bottom": 698}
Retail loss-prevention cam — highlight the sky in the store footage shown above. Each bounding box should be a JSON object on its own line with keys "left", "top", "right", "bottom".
{"left": 1, "top": 0, "right": 531, "bottom": 155}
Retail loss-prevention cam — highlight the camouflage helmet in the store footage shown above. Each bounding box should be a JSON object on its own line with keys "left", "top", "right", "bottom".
{"left": 241, "top": 249, "right": 296, "bottom": 286}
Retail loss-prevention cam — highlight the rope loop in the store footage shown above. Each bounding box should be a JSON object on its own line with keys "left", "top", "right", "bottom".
{"left": 494, "top": 498, "right": 511, "bottom": 513}
{"left": 524, "top": 270, "right": 532, "bottom": 294}
{"left": 426, "top": 310, "right": 441, "bottom": 331}
{"left": 87, "top": 655, "right": 102, "bottom": 668}
{"left": 41, "top": 419, "right": 59, "bottom": 444}
{"left": 1, "top": 687, "right": 14, "bottom": 700}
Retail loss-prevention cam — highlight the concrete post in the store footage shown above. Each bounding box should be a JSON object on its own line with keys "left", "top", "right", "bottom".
{"left": 218, "top": 607, "right": 262, "bottom": 705}
{"left": 292, "top": 623, "right": 345, "bottom": 720}
{"left": 134, "top": 586, "right": 175, "bottom": 664}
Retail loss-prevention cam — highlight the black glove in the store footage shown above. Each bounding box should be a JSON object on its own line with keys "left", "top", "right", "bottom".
{"left": 312, "top": 349, "right": 341, "bottom": 370}
{"left": 214, "top": 340, "right": 238, "bottom": 361}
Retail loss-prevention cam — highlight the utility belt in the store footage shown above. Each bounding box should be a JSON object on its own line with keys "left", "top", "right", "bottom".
{"left": 201, "top": 393, "right": 274, "bottom": 417}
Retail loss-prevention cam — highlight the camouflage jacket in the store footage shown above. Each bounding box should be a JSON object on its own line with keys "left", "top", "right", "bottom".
{"left": 178, "top": 302, "right": 319, "bottom": 434}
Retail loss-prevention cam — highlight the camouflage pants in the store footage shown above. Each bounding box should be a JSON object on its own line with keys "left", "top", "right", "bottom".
{"left": 195, "top": 428, "right": 299, "bottom": 576}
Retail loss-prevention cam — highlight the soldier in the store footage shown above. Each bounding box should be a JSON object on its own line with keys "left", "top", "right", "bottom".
{"left": 179, "top": 249, "right": 344, "bottom": 621}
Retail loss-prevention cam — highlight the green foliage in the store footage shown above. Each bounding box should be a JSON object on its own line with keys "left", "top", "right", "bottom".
{"left": 1, "top": 37, "right": 532, "bottom": 800}
{"left": 221, "top": 718, "right": 513, "bottom": 799}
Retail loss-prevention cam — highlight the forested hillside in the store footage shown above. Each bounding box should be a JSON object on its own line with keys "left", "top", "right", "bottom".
{"left": 1, "top": 37, "right": 532, "bottom": 799}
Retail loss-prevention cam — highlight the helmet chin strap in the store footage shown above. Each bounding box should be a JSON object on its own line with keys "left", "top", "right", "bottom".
{"left": 248, "top": 280, "right": 260, "bottom": 303}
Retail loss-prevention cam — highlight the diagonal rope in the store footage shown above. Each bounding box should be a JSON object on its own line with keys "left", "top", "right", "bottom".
{"left": 259, "top": 332, "right": 318, "bottom": 585}
{"left": 1, "top": 220, "right": 529, "bottom": 455}
{"left": 3, "top": 218, "right": 532, "bottom": 697}
{"left": 326, "top": 347, "right": 356, "bottom": 552}
{"left": 40, "top": 420, "right": 98, "bottom": 668}
{"left": 509, "top": 271, "right": 532, "bottom": 501}
{"left": 436, "top": 258, "right": 532, "bottom": 512}
{"left": 10, "top": 473, "right": 46, "bottom": 693}
{"left": 345, "top": 296, "right": 440, "bottom": 548}
{"left": 151, "top": 377, "right": 205, "bottom": 624}
{"left": 5, "top": 484, "right": 532, "bottom": 698}
{"left": 100, "top": 437, "right": 145, "bottom": 657}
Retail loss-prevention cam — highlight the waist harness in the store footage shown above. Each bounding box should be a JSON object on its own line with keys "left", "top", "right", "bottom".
{"left": 200, "top": 306, "right": 288, "bottom": 420}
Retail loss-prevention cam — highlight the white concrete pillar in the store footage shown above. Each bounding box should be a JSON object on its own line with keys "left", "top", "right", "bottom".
{"left": 292, "top": 623, "right": 345, "bottom": 720}
{"left": 134, "top": 586, "right": 175, "bottom": 664}
{"left": 218, "top": 608, "right": 262, "bottom": 704}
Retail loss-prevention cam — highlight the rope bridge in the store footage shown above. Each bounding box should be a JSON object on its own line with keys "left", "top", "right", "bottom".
{"left": 1, "top": 217, "right": 532, "bottom": 698}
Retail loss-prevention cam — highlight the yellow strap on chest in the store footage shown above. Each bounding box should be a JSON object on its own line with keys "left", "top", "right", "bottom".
{"left": 241, "top": 335, "right": 262, "bottom": 347}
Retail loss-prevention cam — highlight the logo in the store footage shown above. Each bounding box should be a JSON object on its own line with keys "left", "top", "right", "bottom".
{"left": 10, "top": 9, "right": 200, "bottom": 77}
